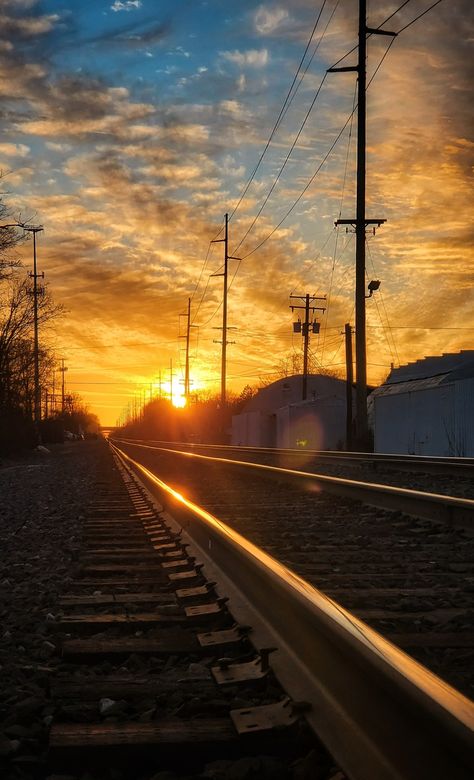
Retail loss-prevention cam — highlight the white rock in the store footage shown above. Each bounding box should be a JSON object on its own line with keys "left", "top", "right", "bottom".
{"left": 99, "top": 698, "right": 116, "bottom": 715}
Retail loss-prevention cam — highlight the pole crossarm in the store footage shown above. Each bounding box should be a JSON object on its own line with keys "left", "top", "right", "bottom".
{"left": 335, "top": 218, "right": 386, "bottom": 227}
{"left": 366, "top": 27, "right": 397, "bottom": 36}
{"left": 327, "top": 66, "right": 358, "bottom": 73}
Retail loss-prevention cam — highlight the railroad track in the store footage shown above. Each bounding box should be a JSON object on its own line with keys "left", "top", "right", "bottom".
{"left": 39, "top": 438, "right": 474, "bottom": 779}
{"left": 114, "top": 438, "right": 474, "bottom": 524}
{"left": 111, "top": 438, "right": 474, "bottom": 694}
{"left": 117, "top": 439, "right": 474, "bottom": 480}
{"left": 36, "top": 438, "right": 473, "bottom": 780}
{"left": 45, "top": 444, "right": 327, "bottom": 779}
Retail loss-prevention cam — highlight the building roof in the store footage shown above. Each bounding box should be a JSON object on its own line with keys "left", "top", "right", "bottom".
{"left": 380, "top": 350, "right": 474, "bottom": 387}
{"left": 243, "top": 374, "right": 347, "bottom": 414}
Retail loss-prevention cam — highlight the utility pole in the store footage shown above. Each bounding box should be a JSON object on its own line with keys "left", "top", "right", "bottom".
{"left": 345, "top": 323, "right": 354, "bottom": 450}
{"left": 184, "top": 297, "right": 191, "bottom": 398}
{"left": 290, "top": 293, "right": 326, "bottom": 401}
{"left": 179, "top": 297, "right": 196, "bottom": 402}
{"left": 169, "top": 358, "right": 174, "bottom": 404}
{"left": 52, "top": 369, "right": 56, "bottom": 415}
{"left": 328, "top": 1, "right": 395, "bottom": 448}
{"left": 211, "top": 214, "right": 240, "bottom": 409}
{"left": 59, "top": 358, "right": 68, "bottom": 414}
{"left": 24, "top": 225, "right": 44, "bottom": 426}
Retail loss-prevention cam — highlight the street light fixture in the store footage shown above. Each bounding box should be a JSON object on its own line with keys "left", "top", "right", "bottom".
{"left": 366, "top": 279, "right": 381, "bottom": 298}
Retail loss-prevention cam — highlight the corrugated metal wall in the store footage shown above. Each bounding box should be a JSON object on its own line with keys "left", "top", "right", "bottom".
{"left": 454, "top": 377, "right": 474, "bottom": 456}
{"left": 374, "top": 380, "right": 474, "bottom": 456}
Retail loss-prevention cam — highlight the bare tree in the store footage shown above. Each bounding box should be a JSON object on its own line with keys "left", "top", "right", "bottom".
{"left": 0, "top": 185, "right": 27, "bottom": 278}
{"left": 0, "top": 276, "right": 63, "bottom": 417}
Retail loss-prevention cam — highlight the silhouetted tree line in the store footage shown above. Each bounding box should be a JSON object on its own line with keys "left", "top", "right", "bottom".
{"left": 119, "top": 385, "right": 257, "bottom": 444}
{"left": 0, "top": 194, "right": 98, "bottom": 454}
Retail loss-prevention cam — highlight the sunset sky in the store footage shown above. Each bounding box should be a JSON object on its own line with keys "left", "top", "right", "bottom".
{"left": 1, "top": 0, "right": 473, "bottom": 425}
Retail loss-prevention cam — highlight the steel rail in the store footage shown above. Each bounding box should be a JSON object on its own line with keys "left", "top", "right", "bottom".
{"left": 110, "top": 441, "right": 474, "bottom": 780}
{"left": 112, "top": 439, "right": 474, "bottom": 526}
{"left": 116, "top": 438, "right": 474, "bottom": 478}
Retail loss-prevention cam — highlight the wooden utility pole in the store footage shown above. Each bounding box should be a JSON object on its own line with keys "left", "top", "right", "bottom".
{"left": 329, "top": 1, "right": 394, "bottom": 448}
{"left": 211, "top": 214, "right": 239, "bottom": 409}
{"left": 24, "top": 225, "right": 44, "bottom": 425}
{"left": 169, "top": 358, "right": 174, "bottom": 404}
{"left": 179, "top": 297, "right": 195, "bottom": 402}
{"left": 354, "top": 0, "right": 368, "bottom": 444}
{"left": 52, "top": 369, "right": 56, "bottom": 415}
{"left": 59, "top": 358, "right": 68, "bottom": 414}
{"left": 345, "top": 323, "right": 353, "bottom": 450}
{"left": 184, "top": 297, "right": 191, "bottom": 399}
{"left": 290, "top": 293, "right": 326, "bottom": 401}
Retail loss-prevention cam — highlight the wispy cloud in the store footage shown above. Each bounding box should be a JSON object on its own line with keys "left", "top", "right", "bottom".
{"left": 254, "top": 5, "right": 289, "bottom": 35}
{"left": 0, "top": 0, "right": 472, "bottom": 423}
{"left": 111, "top": 1, "right": 142, "bottom": 11}
{"left": 221, "top": 49, "right": 269, "bottom": 68}
{"left": 0, "top": 142, "right": 30, "bottom": 157}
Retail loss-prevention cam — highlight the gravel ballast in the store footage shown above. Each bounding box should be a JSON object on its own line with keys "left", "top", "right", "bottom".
{"left": 0, "top": 440, "right": 104, "bottom": 778}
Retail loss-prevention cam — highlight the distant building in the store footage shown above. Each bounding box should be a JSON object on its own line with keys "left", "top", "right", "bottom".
{"left": 232, "top": 374, "right": 351, "bottom": 449}
{"left": 370, "top": 350, "right": 474, "bottom": 456}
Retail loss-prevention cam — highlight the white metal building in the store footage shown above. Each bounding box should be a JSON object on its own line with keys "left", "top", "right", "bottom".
{"left": 232, "top": 374, "right": 350, "bottom": 449}
{"left": 370, "top": 351, "right": 474, "bottom": 456}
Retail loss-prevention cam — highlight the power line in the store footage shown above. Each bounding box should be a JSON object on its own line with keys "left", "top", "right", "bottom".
{"left": 277, "top": 1, "right": 341, "bottom": 131}
{"left": 232, "top": 72, "right": 329, "bottom": 255}
{"left": 366, "top": 239, "right": 400, "bottom": 366}
{"left": 241, "top": 109, "right": 355, "bottom": 260}
{"left": 321, "top": 79, "right": 357, "bottom": 364}
{"left": 237, "top": 1, "right": 437, "bottom": 264}
{"left": 228, "top": 0, "right": 330, "bottom": 224}
{"left": 327, "top": 1, "right": 413, "bottom": 70}
{"left": 397, "top": 0, "right": 444, "bottom": 33}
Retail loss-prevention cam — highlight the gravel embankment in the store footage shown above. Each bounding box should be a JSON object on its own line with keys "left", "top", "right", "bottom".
{"left": 0, "top": 439, "right": 105, "bottom": 778}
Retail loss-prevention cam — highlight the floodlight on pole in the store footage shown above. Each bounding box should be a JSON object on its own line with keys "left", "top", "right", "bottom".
{"left": 366, "top": 279, "right": 381, "bottom": 298}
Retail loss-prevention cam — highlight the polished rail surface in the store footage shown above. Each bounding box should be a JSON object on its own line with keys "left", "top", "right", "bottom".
{"left": 111, "top": 441, "right": 474, "bottom": 780}
{"left": 116, "top": 438, "right": 474, "bottom": 477}
{"left": 113, "top": 438, "right": 474, "bottom": 526}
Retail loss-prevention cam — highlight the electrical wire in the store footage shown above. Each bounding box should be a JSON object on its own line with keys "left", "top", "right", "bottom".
{"left": 397, "top": 0, "right": 444, "bottom": 33}
{"left": 277, "top": 1, "right": 340, "bottom": 132}
{"left": 238, "top": 0, "right": 437, "bottom": 263}
{"left": 232, "top": 72, "right": 328, "bottom": 255}
{"left": 241, "top": 109, "right": 355, "bottom": 260}
{"left": 327, "top": 0, "right": 413, "bottom": 70}
{"left": 188, "top": 0, "right": 447, "bottom": 382}
{"left": 230, "top": 5, "right": 346, "bottom": 254}
{"left": 228, "top": 1, "right": 330, "bottom": 224}
{"left": 366, "top": 239, "right": 400, "bottom": 366}
{"left": 189, "top": 241, "right": 212, "bottom": 304}
{"left": 321, "top": 79, "right": 357, "bottom": 364}
{"left": 289, "top": 227, "right": 335, "bottom": 296}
